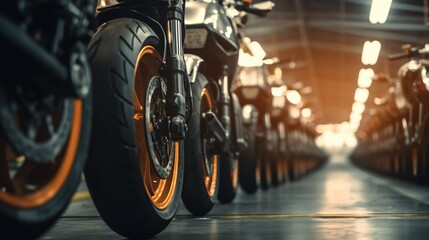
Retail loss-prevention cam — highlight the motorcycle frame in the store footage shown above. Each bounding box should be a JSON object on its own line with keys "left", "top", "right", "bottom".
{"left": 0, "top": 0, "right": 95, "bottom": 97}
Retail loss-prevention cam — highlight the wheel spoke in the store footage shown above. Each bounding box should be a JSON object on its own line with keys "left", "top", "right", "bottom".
{"left": 12, "top": 159, "right": 57, "bottom": 194}
{"left": 12, "top": 160, "right": 38, "bottom": 194}
{"left": 25, "top": 118, "right": 38, "bottom": 140}
{"left": 44, "top": 115, "right": 55, "bottom": 137}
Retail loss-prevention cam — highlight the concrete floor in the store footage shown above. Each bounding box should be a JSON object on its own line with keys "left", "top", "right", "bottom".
{"left": 41, "top": 153, "right": 429, "bottom": 239}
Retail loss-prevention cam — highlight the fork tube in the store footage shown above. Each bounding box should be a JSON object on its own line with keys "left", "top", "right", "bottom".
{"left": 165, "top": 0, "right": 188, "bottom": 141}
{"left": 221, "top": 66, "right": 231, "bottom": 140}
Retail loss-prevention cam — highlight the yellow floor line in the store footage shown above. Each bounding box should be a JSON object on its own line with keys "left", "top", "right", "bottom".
{"left": 72, "top": 191, "right": 91, "bottom": 202}
{"left": 176, "top": 213, "right": 429, "bottom": 220}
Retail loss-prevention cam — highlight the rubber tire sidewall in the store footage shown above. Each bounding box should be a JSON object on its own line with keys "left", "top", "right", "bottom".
{"left": 239, "top": 124, "right": 258, "bottom": 194}
{"left": 85, "top": 18, "right": 183, "bottom": 239}
{"left": 182, "top": 73, "right": 218, "bottom": 216}
{"left": 218, "top": 152, "right": 238, "bottom": 203}
{"left": 0, "top": 93, "right": 91, "bottom": 239}
{"left": 270, "top": 130, "right": 279, "bottom": 187}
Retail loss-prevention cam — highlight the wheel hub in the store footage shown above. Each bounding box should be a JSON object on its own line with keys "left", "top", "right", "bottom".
{"left": 145, "top": 77, "right": 174, "bottom": 179}
{"left": 0, "top": 83, "right": 73, "bottom": 163}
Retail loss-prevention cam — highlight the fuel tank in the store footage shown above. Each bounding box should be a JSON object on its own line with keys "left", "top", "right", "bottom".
{"left": 184, "top": 1, "right": 240, "bottom": 82}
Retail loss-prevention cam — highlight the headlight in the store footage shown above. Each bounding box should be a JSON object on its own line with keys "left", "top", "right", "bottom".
{"left": 242, "top": 105, "right": 253, "bottom": 121}
{"left": 238, "top": 68, "right": 264, "bottom": 86}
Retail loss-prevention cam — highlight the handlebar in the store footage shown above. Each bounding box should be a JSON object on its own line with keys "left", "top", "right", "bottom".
{"left": 389, "top": 44, "right": 429, "bottom": 61}
{"left": 388, "top": 52, "right": 409, "bottom": 61}
{"left": 234, "top": 1, "right": 274, "bottom": 17}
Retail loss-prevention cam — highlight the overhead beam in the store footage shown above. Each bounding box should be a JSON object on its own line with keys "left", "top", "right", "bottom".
{"left": 243, "top": 20, "right": 298, "bottom": 37}
{"left": 309, "top": 20, "right": 429, "bottom": 32}
{"left": 308, "top": 24, "right": 426, "bottom": 43}
{"left": 293, "top": 0, "right": 321, "bottom": 106}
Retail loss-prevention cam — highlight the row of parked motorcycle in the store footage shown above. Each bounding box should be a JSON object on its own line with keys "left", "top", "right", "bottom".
{"left": 351, "top": 44, "right": 429, "bottom": 185}
{"left": 0, "top": 0, "right": 326, "bottom": 239}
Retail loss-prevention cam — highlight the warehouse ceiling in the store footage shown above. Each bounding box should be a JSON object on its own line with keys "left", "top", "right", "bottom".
{"left": 243, "top": 0, "right": 429, "bottom": 125}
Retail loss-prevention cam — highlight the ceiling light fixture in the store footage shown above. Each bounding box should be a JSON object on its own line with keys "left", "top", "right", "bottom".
{"left": 352, "top": 102, "right": 365, "bottom": 114}
{"left": 354, "top": 88, "right": 369, "bottom": 103}
{"left": 361, "top": 40, "right": 381, "bottom": 65}
{"left": 358, "top": 68, "right": 374, "bottom": 88}
{"left": 369, "top": 0, "right": 392, "bottom": 24}
{"left": 350, "top": 111, "right": 362, "bottom": 123}
{"left": 249, "top": 41, "right": 266, "bottom": 60}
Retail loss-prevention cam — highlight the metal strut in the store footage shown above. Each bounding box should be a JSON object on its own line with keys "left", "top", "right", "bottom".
{"left": 165, "top": 0, "right": 188, "bottom": 141}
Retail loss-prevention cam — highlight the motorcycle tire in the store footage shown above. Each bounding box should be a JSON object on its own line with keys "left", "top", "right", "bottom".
{"left": 218, "top": 152, "right": 239, "bottom": 203}
{"left": 238, "top": 124, "right": 259, "bottom": 194}
{"left": 182, "top": 73, "right": 219, "bottom": 216}
{"left": 270, "top": 130, "right": 280, "bottom": 187}
{"left": 0, "top": 84, "right": 91, "bottom": 239}
{"left": 260, "top": 150, "right": 272, "bottom": 190}
{"left": 277, "top": 122, "right": 288, "bottom": 184}
{"left": 85, "top": 18, "right": 183, "bottom": 239}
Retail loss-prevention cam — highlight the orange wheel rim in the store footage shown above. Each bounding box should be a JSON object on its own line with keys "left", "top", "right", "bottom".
{"left": 256, "top": 154, "right": 261, "bottom": 184}
{"left": 134, "top": 46, "right": 178, "bottom": 210}
{"left": 201, "top": 88, "right": 218, "bottom": 197}
{"left": 0, "top": 99, "right": 82, "bottom": 208}
{"left": 231, "top": 158, "right": 238, "bottom": 189}
{"left": 140, "top": 142, "right": 179, "bottom": 210}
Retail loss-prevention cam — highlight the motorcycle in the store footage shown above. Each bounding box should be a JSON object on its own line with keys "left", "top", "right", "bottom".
{"left": 268, "top": 69, "right": 290, "bottom": 186}
{"left": 352, "top": 44, "right": 429, "bottom": 184}
{"left": 181, "top": 0, "right": 273, "bottom": 209}
{"left": 391, "top": 45, "right": 429, "bottom": 183}
{"left": 85, "top": 0, "right": 194, "bottom": 238}
{"left": 0, "top": 0, "right": 94, "bottom": 238}
{"left": 283, "top": 83, "right": 326, "bottom": 180}
{"left": 232, "top": 41, "right": 274, "bottom": 193}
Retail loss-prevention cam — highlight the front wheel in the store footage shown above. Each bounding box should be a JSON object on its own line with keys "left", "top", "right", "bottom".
{"left": 182, "top": 73, "right": 219, "bottom": 216}
{"left": 239, "top": 124, "right": 259, "bottom": 194}
{"left": 260, "top": 151, "right": 272, "bottom": 190}
{"left": 269, "top": 130, "right": 280, "bottom": 187}
{"left": 218, "top": 153, "right": 239, "bottom": 203}
{"left": 0, "top": 80, "right": 91, "bottom": 239}
{"left": 85, "top": 18, "right": 183, "bottom": 239}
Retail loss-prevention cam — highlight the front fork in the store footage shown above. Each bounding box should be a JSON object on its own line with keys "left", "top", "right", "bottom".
{"left": 165, "top": 0, "right": 189, "bottom": 141}
{"left": 220, "top": 67, "right": 231, "bottom": 142}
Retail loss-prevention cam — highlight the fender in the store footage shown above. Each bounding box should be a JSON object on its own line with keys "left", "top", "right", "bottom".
{"left": 95, "top": 7, "right": 166, "bottom": 60}
{"left": 184, "top": 54, "right": 204, "bottom": 84}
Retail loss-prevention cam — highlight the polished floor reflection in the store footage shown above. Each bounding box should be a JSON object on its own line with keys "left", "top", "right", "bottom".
{"left": 42, "top": 153, "right": 429, "bottom": 239}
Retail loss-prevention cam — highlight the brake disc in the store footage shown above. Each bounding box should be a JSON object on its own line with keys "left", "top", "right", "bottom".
{"left": 145, "top": 76, "right": 174, "bottom": 179}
